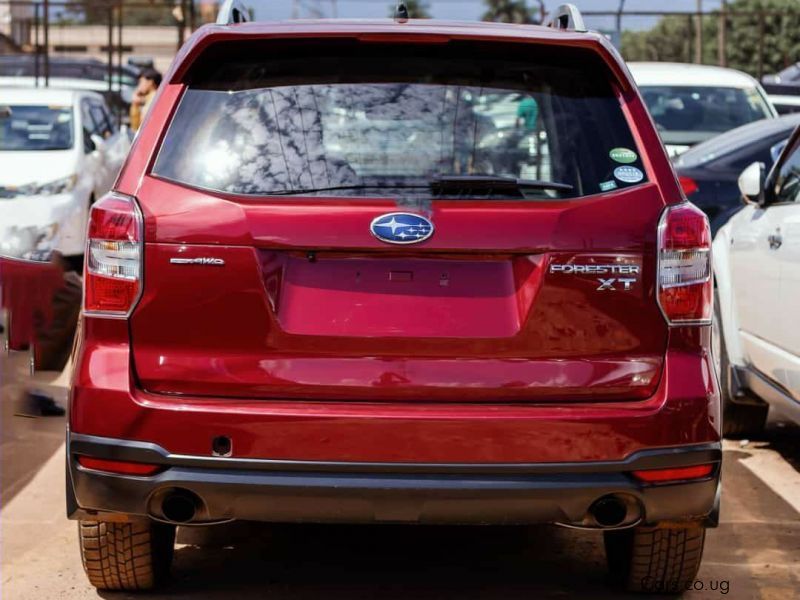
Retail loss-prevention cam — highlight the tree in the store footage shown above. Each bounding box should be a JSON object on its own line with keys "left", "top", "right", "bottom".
{"left": 621, "top": 15, "right": 694, "bottom": 63}
{"left": 389, "top": 1, "right": 431, "bottom": 19}
{"left": 710, "top": 0, "right": 800, "bottom": 76}
{"left": 65, "top": 1, "right": 178, "bottom": 26}
{"left": 621, "top": 0, "right": 800, "bottom": 77}
{"left": 482, "top": 0, "right": 538, "bottom": 25}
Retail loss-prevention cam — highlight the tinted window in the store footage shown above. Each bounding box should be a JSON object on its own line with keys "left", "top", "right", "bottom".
{"left": 89, "top": 100, "right": 115, "bottom": 137}
{"left": 0, "top": 104, "right": 74, "bottom": 151}
{"left": 640, "top": 86, "right": 772, "bottom": 146}
{"left": 154, "top": 42, "right": 646, "bottom": 199}
{"left": 773, "top": 142, "right": 800, "bottom": 204}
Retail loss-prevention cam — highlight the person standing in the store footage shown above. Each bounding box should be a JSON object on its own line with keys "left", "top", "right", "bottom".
{"left": 129, "top": 68, "right": 162, "bottom": 132}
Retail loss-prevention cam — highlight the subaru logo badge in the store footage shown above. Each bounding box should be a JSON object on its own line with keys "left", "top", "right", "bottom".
{"left": 370, "top": 212, "right": 434, "bottom": 245}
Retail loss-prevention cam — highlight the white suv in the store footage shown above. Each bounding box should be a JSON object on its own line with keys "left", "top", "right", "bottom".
{"left": 713, "top": 125, "right": 800, "bottom": 435}
{"left": 0, "top": 88, "right": 130, "bottom": 260}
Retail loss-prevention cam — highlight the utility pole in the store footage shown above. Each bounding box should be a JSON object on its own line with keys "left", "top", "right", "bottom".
{"left": 694, "top": 0, "right": 703, "bottom": 64}
{"left": 107, "top": 2, "right": 113, "bottom": 96}
{"left": 718, "top": 0, "right": 727, "bottom": 66}
{"left": 33, "top": 2, "right": 40, "bottom": 87}
{"left": 757, "top": 9, "right": 765, "bottom": 79}
{"left": 530, "top": 1, "right": 546, "bottom": 25}
{"left": 43, "top": 0, "right": 50, "bottom": 87}
{"left": 616, "top": 0, "right": 626, "bottom": 50}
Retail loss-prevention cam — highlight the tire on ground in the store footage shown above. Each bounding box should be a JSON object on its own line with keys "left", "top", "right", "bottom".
{"left": 604, "top": 524, "right": 706, "bottom": 593}
{"left": 78, "top": 520, "right": 175, "bottom": 591}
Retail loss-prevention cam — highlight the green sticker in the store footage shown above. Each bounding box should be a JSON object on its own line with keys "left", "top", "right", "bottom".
{"left": 609, "top": 147, "right": 638, "bottom": 164}
{"left": 599, "top": 180, "right": 618, "bottom": 192}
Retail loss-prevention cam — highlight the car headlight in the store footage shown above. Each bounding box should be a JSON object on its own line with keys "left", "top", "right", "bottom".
{"left": 0, "top": 223, "right": 60, "bottom": 260}
{"left": 16, "top": 174, "right": 77, "bottom": 197}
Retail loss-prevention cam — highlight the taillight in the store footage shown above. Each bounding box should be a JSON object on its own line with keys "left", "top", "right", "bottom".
{"left": 84, "top": 193, "right": 142, "bottom": 317}
{"left": 657, "top": 202, "right": 712, "bottom": 325}
{"left": 678, "top": 175, "right": 698, "bottom": 196}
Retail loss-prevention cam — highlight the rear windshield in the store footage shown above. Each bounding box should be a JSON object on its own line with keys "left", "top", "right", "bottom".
{"left": 0, "top": 104, "right": 74, "bottom": 151}
{"left": 640, "top": 85, "right": 772, "bottom": 146}
{"left": 153, "top": 41, "right": 647, "bottom": 199}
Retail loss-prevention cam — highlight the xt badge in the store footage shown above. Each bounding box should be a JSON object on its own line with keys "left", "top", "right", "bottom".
{"left": 549, "top": 261, "right": 639, "bottom": 292}
{"left": 597, "top": 277, "right": 636, "bottom": 291}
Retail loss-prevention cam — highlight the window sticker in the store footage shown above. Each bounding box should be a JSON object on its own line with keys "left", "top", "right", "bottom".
{"left": 609, "top": 147, "right": 638, "bottom": 163}
{"left": 599, "top": 180, "right": 618, "bottom": 192}
{"left": 613, "top": 166, "right": 644, "bottom": 183}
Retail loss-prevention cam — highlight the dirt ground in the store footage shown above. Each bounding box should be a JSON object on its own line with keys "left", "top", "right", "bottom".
{"left": 2, "top": 351, "right": 798, "bottom": 599}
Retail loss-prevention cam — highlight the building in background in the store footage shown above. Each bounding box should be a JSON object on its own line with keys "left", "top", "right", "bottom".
{"left": 45, "top": 24, "right": 181, "bottom": 73}
{"left": 0, "top": 0, "right": 33, "bottom": 48}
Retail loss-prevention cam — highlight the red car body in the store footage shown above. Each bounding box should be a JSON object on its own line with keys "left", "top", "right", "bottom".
{"left": 68, "top": 17, "right": 721, "bottom": 593}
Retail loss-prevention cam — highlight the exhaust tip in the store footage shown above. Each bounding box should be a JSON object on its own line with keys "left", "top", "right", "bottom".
{"left": 160, "top": 489, "right": 200, "bottom": 524}
{"left": 589, "top": 495, "right": 629, "bottom": 528}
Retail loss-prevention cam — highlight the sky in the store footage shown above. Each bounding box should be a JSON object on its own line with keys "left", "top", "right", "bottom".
{"left": 253, "top": 0, "right": 727, "bottom": 30}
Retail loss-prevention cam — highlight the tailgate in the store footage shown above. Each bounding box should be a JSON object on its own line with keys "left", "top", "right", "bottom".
{"left": 129, "top": 37, "right": 668, "bottom": 403}
{"left": 130, "top": 180, "right": 667, "bottom": 402}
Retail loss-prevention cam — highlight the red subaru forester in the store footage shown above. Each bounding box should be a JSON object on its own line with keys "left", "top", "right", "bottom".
{"left": 68, "top": 6, "right": 721, "bottom": 593}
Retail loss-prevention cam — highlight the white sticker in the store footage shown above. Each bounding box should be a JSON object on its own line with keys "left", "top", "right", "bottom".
{"left": 599, "top": 180, "right": 618, "bottom": 192}
{"left": 613, "top": 166, "right": 644, "bottom": 184}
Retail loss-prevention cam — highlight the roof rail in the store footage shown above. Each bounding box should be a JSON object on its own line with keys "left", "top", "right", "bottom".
{"left": 216, "top": 0, "right": 250, "bottom": 25}
{"left": 546, "top": 3, "right": 587, "bottom": 33}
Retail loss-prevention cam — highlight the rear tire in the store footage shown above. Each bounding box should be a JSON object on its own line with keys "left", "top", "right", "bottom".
{"left": 604, "top": 524, "right": 706, "bottom": 593}
{"left": 713, "top": 289, "right": 768, "bottom": 438}
{"left": 78, "top": 520, "right": 175, "bottom": 591}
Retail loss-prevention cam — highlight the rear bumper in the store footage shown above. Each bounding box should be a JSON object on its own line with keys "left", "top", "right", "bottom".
{"left": 71, "top": 323, "right": 721, "bottom": 464}
{"left": 68, "top": 433, "right": 721, "bottom": 527}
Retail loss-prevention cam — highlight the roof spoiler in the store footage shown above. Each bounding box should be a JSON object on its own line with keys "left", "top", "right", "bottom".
{"left": 546, "top": 4, "right": 587, "bottom": 33}
{"left": 216, "top": 0, "right": 250, "bottom": 25}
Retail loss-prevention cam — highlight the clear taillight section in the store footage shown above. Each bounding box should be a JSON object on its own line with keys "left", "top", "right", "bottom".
{"left": 657, "top": 202, "right": 712, "bottom": 325}
{"left": 84, "top": 193, "right": 142, "bottom": 317}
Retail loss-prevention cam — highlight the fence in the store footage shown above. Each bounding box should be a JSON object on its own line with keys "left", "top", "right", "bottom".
{"left": 1, "top": 2, "right": 798, "bottom": 88}
{"left": 0, "top": 0, "right": 223, "bottom": 124}
{"left": 582, "top": 8, "right": 800, "bottom": 80}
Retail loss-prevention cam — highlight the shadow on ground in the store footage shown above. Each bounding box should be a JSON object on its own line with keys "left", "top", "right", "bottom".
{"left": 98, "top": 522, "right": 664, "bottom": 600}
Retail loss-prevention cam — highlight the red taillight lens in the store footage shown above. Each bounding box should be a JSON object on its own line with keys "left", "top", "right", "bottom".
{"left": 678, "top": 175, "right": 699, "bottom": 196}
{"left": 84, "top": 193, "right": 142, "bottom": 317}
{"left": 77, "top": 456, "right": 163, "bottom": 476}
{"left": 632, "top": 463, "right": 714, "bottom": 483}
{"left": 657, "top": 203, "right": 712, "bottom": 325}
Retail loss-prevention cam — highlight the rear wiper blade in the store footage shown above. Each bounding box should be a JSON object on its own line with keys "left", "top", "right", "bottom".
{"left": 430, "top": 175, "right": 573, "bottom": 193}
{"left": 267, "top": 184, "right": 428, "bottom": 196}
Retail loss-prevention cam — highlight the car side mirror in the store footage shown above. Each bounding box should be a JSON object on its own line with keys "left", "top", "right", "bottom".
{"left": 738, "top": 161, "right": 766, "bottom": 205}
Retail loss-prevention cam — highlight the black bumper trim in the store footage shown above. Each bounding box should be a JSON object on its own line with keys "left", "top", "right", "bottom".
{"left": 69, "top": 433, "right": 721, "bottom": 475}
{"left": 68, "top": 434, "right": 721, "bottom": 527}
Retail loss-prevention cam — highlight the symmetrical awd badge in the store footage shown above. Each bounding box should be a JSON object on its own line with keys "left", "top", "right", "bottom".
{"left": 370, "top": 212, "right": 434, "bottom": 245}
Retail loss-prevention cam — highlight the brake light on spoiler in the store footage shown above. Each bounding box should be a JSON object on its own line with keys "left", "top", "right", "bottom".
{"left": 84, "top": 193, "right": 143, "bottom": 318}
{"left": 656, "top": 202, "right": 712, "bottom": 325}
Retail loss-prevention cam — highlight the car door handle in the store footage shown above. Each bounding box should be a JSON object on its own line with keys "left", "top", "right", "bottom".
{"left": 768, "top": 233, "right": 783, "bottom": 250}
